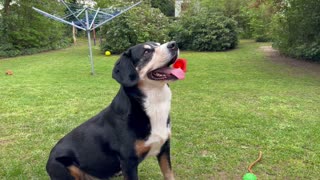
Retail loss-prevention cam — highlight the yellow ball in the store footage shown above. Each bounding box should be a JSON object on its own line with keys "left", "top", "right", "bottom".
{"left": 105, "top": 51, "right": 111, "bottom": 56}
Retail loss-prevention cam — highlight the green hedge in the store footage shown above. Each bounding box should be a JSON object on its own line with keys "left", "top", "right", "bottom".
{"left": 170, "top": 9, "right": 238, "bottom": 51}
{"left": 100, "top": 2, "right": 238, "bottom": 54}
{"left": 271, "top": 0, "right": 320, "bottom": 61}
{"left": 100, "top": 4, "right": 170, "bottom": 54}
{"left": 0, "top": 1, "right": 70, "bottom": 58}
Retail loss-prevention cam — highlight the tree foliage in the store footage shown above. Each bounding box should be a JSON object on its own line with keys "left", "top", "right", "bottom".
{"left": 197, "top": 0, "right": 252, "bottom": 39}
{"left": 272, "top": 0, "right": 320, "bottom": 61}
{"left": 170, "top": 4, "right": 238, "bottom": 51}
{"left": 0, "top": 0, "right": 70, "bottom": 57}
{"left": 222, "top": 0, "right": 252, "bottom": 39}
{"left": 246, "top": 2, "right": 273, "bottom": 42}
{"left": 100, "top": 2, "right": 170, "bottom": 54}
{"left": 150, "top": 0, "right": 175, "bottom": 17}
{"left": 1, "top": 0, "right": 318, "bottom": 61}
{"left": 95, "top": 0, "right": 140, "bottom": 8}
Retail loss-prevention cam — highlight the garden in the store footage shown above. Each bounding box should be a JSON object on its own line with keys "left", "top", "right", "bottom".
{"left": 1, "top": 0, "right": 320, "bottom": 179}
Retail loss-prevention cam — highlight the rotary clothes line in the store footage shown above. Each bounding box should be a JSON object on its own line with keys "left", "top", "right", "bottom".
{"left": 33, "top": 1, "right": 142, "bottom": 75}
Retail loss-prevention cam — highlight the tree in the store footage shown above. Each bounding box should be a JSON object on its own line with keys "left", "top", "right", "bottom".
{"left": 272, "top": 0, "right": 320, "bottom": 61}
{"left": 0, "top": 0, "right": 70, "bottom": 57}
{"left": 151, "top": 0, "right": 175, "bottom": 17}
{"left": 200, "top": 0, "right": 224, "bottom": 11}
{"left": 95, "top": 0, "right": 140, "bottom": 8}
{"left": 100, "top": 3, "right": 170, "bottom": 54}
{"left": 194, "top": 0, "right": 252, "bottom": 39}
{"left": 170, "top": 2, "right": 238, "bottom": 51}
{"left": 3, "top": 0, "right": 12, "bottom": 15}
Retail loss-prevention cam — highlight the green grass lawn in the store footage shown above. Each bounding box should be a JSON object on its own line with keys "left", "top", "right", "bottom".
{"left": 1, "top": 40, "right": 320, "bottom": 179}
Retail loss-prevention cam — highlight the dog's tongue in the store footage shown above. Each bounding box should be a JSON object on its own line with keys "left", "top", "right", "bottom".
{"left": 170, "top": 68, "right": 185, "bottom": 80}
{"left": 161, "top": 67, "right": 185, "bottom": 80}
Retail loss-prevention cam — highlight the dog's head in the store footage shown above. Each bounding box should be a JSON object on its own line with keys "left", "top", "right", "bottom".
{"left": 112, "top": 41, "right": 183, "bottom": 87}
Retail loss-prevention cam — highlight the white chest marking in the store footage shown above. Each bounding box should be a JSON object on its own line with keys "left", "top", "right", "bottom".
{"left": 141, "top": 84, "right": 171, "bottom": 157}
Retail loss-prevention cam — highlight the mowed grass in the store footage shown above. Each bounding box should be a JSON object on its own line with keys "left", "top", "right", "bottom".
{"left": 1, "top": 40, "right": 320, "bottom": 179}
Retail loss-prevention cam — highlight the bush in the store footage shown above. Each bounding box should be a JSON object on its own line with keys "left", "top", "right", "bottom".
{"left": 100, "top": 4, "right": 170, "bottom": 54}
{"left": 246, "top": 3, "right": 273, "bottom": 42}
{"left": 274, "top": 41, "right": 320, "bottom": 61}
{"left": 170, "top": 8, "right": 238, "bottom": 51}
{"left": 0, "top": 1, "right": 70, "bottom": 58}
{"left": 151, "top": 0, "right": 175, "bottom": 17}
{"left": 272, "top": 0, "right": 320, "bottom": 61}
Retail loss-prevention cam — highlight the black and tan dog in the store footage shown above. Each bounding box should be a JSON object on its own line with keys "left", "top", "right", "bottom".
{"left": 46, "top": 41, "right": 185, "bottom": 180}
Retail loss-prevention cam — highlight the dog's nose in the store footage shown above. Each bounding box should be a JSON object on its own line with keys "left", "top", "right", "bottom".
{"left": 167, "top": 41, "right": 178, "bottom": 51}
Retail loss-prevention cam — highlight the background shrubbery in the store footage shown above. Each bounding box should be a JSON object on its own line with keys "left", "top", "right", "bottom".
{"left": 271, "top": 0, "right": 320, "bottom": 61}
{"left": 99, "top": 3, "right": 170, "bottom": 54}
{"left": 1, "top": 0, "right": 319, "bottom": 61}
{"left": 0, "top": 0, "right": 70, "bottom": 57}
{"left": 199, "top": 0, "right": 319, "bottom": 61}
{"left": 246, "top": 3, "right": 272, "bottom": 42}
{"left": 170, "top": 8, "right": 238, "bottom": 51}
{"left": 100, "top": 1, "right": 238, "bottom": 53}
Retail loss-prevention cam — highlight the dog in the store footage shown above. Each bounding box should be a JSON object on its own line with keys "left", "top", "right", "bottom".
{"left": 46, "top": 41, "right": 185, "bottom": 180}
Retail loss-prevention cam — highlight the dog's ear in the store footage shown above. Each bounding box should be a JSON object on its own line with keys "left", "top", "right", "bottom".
{"left": 112, "top": 50, "right": 139, "bottom": 87}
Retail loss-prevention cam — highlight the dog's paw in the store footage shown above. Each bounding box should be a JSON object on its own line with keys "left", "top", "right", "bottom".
{"left": 113, "top": 170, "right": 123, "bottom": 177}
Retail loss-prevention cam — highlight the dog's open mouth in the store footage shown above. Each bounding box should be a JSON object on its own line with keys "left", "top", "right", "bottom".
{"left": 147, "top": 55, "right": 185, "bottom": 81}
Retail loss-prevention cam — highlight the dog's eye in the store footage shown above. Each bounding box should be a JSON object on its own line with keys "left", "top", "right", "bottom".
{"left": 144, "top": 49, "right": 152, "bottom": 55}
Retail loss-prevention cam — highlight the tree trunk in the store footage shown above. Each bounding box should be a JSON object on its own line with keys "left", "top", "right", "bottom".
{"left": 4, "top": 0, "right": 12, "bottom": 15}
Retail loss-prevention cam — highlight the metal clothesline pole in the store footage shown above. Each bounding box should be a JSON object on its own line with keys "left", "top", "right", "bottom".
{"left": 85, "top": 8, "right": 95, "bottom": 75}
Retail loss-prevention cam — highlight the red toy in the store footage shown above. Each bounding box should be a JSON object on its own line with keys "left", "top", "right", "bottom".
{"left": 173, "top": 58, "right": 187, "bottom": 72}
{"left": 169, "top": 58, "right": 187, "bottom": 80}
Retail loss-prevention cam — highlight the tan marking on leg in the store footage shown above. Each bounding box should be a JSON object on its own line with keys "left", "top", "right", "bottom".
{"left": 135, "top": 140, "right": 151, "bottom": 157}
{"left": 159, "top": 154, "right": 175, "bottom": 180}
{"left": 68, "top": 165, "right": 85, "bottom": 180}
{"left": 67, "top": 166, "right": 99, "bottom": 180}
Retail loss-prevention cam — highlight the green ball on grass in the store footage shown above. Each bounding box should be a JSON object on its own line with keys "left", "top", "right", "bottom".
{"left": 243, "top": 173, "right": 257, "bottom": 180}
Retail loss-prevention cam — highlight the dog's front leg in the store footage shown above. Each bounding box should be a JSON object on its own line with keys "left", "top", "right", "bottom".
{"left": 157, "top": 140, "right": 175, "bottom": 180}
{"left": 120, "top": 157, "right": 139, "bottom": 180}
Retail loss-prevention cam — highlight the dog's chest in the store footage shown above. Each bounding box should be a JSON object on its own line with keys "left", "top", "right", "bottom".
{"left": 142, "top": 85, "right": 171, "bottom": 157}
